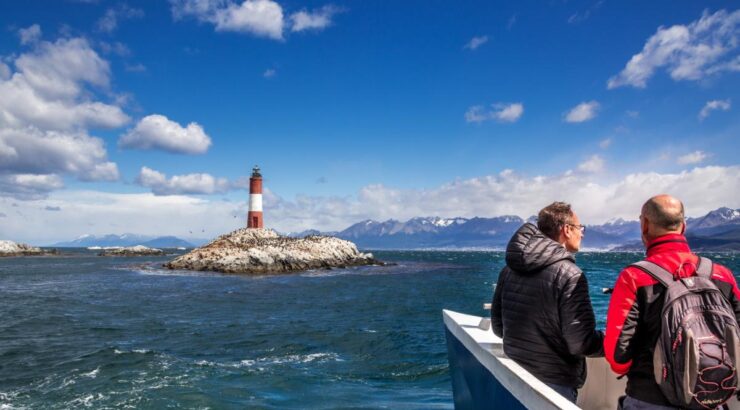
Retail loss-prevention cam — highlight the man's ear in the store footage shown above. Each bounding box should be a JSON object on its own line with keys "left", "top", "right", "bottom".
{"left": 680, "top": 221, "right": 686, "bottom": 235}
{"left": 641, "top": 217, "right": 650, "bottom": 237}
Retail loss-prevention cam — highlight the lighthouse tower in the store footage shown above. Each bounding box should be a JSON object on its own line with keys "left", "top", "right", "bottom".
{"left": 247, "top": 166, "right": 263, "bottom": 228}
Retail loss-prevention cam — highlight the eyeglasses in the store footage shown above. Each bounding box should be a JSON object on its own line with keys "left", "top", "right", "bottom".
{"left": 566, "top": 223, "right": 586, "bottom": 233}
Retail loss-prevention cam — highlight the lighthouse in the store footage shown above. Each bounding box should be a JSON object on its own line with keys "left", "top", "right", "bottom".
{"left": 247, "top": 165, "right": 263, "bottom": 228}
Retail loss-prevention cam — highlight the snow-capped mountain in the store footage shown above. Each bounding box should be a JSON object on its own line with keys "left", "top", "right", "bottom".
{"left": 687, "top": 207, "right": 740, "bottom": 231}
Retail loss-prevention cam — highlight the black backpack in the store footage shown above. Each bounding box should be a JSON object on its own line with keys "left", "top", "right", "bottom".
{"left": 631, "top": 256, "right": 740, "bottom": 409}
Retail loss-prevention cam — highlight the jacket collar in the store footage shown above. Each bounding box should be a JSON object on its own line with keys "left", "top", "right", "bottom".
{"left": 645, "top": 233, "right": 690, "bottom": 257}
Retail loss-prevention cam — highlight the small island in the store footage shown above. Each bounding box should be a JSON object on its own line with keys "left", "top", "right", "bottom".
{"left": 99, "top": 245, "right": 165, "bottom": 257}
{"left": 164, "top": 228, "right": 380, "bottom": 274}
{"left": 0, "top": 240, "right": 57, "bottom": 257}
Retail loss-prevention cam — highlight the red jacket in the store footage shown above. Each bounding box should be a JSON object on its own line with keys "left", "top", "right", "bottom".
{"left": 604, "top": 234, "right": 740, "bottom": 405}
{"left": 604, "top": 234, "right": 740, "bottom": 406}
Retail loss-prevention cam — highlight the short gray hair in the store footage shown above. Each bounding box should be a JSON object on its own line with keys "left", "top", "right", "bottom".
{"left": 537, "top": 202, "right": 573, "bottom": 241}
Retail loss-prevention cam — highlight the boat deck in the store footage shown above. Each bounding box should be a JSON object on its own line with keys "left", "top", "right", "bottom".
{"left": 443, "top": 309, "right": 740, "bottom": 410}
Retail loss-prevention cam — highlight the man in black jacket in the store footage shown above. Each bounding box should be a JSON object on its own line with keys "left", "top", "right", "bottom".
{"left": 491, "top": 202, "right": 604, "bottom": 403}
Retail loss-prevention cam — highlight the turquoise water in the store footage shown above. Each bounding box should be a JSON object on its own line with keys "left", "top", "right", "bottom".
{"left": 1, "top": 250, "right": 738, "bottom": 408}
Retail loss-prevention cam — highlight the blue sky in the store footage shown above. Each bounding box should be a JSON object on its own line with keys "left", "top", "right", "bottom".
{"left": 0, "top": 0, "right": 738, "bottom": 243}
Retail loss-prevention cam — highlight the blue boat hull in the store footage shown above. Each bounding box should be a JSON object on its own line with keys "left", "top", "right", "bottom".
{"left": 445, "top": 327, "right": 526, "bottom": 410}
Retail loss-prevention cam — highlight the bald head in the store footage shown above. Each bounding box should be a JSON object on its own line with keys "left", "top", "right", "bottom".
{"left": 640, "top": 195, "right": 685, "bottom": 241}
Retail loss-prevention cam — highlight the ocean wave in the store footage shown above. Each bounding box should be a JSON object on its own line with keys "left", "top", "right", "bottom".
{"left": 195, "top": 352, "right": 342, "bottom": 369}
{"left": 80, "top": 367, "right": 100, "bottom": 378}
{"left": 113, "top": 348, "right": 154, "bottom": 355}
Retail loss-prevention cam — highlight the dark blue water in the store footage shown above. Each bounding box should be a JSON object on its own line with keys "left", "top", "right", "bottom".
{"left": 1, "top": 250, "right": 738, "bottom": 408}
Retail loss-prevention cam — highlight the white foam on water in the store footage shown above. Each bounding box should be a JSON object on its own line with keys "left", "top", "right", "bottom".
{"left": 81, "top": 367, "right": 100, "bottom": 378}
{"left": 69, "top": 393, "right": 107, "bottom": 407}
{"left": 195, "top": 352, "right": 342, "bottom": 370}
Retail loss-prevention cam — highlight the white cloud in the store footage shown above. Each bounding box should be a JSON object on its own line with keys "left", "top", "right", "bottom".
{"left": 119, "top": 114, "right": 212, "bottom": 154}
{"left": 608, "top": 9, "right": 740, "bottom": 89}
{"left": 136, "top": 167, "right": 234, "bottom": 195}
{"left": 565, "top": 101, "right": 600, "bottom": 123}
{"left": 578, "top": 155, "right": 605, "bottom": 173}
{"left": 464, "top": 35, "right": 489, "bottom": 50}
{"left": 96, "top": 5, "right": 144, "bottom": 33}
{"left": 290, "top": 5, "right": 340, "bottom": 32}
{"left": 677, "top": 150, "right": 709, "bottom": 165}
{"left": 0, "top": 174, "right": 63, "bottom": 200}
{"left": 98, "top": 41, "right": 131, "bottom": 56}
{"left": 599, "top": 138, "right": 612, "bottom": 149}
{"left": 626, "top": 110, "right": 640, "bottom": 118}
{"left": 0, "top": 62, "right": 10, "bottom": 80}
{"left": 2, "top": 166, "right": 739, "bottom": 243}
{"left": 263, "top": 68, "right": 276, "bottom": 78}
{"left": 0, "top": 34, "right": 125, "bottom": 194}
{"left": 172, "top": 0, "right": 285, "bottom": 40}
{"left": 698, "top": 99, "right": 731, "bottom": 120}
{"left": 0, "top": 128, "right": 119, "bottom": 181}
{"left": 18, "top": 24, "right": 42, "bottom": 45}
{"left": 465, "top": 103, "right": 524, "bottom": 123}
{"left": 13, "top": 37, "right": 112, "bottom": 100}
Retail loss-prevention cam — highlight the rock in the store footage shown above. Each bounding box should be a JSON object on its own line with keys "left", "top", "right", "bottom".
{"left": 99, "top": 245, "right": 165, "bottom": 257}
{"left": 164, "top": 228, "right": 382, "bottom": 274}
{"left": 0, "top": 240, "right": 57, "bottom": 257}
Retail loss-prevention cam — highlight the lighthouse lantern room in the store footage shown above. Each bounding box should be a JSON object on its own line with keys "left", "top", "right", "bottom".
{"left": 247, "top": 165, "right": 263, "bottom": 228}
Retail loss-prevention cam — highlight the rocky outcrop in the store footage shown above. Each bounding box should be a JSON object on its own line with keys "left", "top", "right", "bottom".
{"left": 99, "top": 245, "right": 165, "bottom": 257}
{"left": 164, "top": 228, "right": 380, "bottom": 274}
{"left": 0, "top": 240, "right": 57, "bottom": 257}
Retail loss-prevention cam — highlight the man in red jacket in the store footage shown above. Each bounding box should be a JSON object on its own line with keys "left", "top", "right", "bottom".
{"left": 604, "top": 195, "right": 740, "bottom": 409}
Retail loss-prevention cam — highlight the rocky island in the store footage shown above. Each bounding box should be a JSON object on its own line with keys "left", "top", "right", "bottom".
{"left": 164, "top": 228, "right": 380, "bottom": 274}
{"left": 0, "top": 240, "right": 57, "bottom": 257}
{"left": 99, "top": 245, "right": 165, "bottom": 257}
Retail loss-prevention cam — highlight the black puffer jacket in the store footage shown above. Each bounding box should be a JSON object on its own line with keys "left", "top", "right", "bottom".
{"left": 491, "top": 223, "right": 604, "bottom": 388}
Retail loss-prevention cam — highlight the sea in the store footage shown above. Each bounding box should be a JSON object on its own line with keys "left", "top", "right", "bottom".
{"left": 1, "top": 249, "right": 738, "bottom": 409}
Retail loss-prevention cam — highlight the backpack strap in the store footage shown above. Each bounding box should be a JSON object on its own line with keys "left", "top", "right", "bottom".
{"left": 630, "top": 260, "right": 675, "bottom": 288}
{"left": 694, "top": 256, "right": 713, "bottom": 279}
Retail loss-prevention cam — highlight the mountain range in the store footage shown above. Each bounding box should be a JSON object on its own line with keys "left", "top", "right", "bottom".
{"left": 51, "top": 234, "right": 202, "bottom": 248}
{"left": 330, "top": 207, "right": 740, "bottom": 251}
{"left": 49, "top": 207, "right": 740, "bottom": 251}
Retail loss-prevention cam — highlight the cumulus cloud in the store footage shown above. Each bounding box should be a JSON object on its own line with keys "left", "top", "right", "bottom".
{"left": 599, "top": 138, "right": 612, "bottom": 149}
{"left": 677, "top": 150, "right": 709, "bottom": 165}
{"left": 698, "top": 99, "right": 731, "bottom": 120}
{"left": 608, "top": 9, "right": 740, "bottom": 89}
{"left": 0, "top": 128, "right": 119, "bottom": 181}
{"left": 578, "top": 155, "right": 605, "bottom": 173}
{"left": 136, "top": 167, "right": 238, "bottom": 195}
{"left": 290, "top": 5, "right": 341, "bottom": 32}
{"left": 119, "top": 114, "right": 212, "bottom": 154}
{"left": 565, "top": 101, "right": 600, "bottom": 123}
{"left": 96, "top": 4, "right": 144, "bottom": 33}
{"left": 465, "top": 103, "right": 524, "bottom": 123}
{"left": 0, "top": 174, "right": 64, "bottom": 200}
{"left": 18, "top": 24, "right": 42, "bottom": 45}
{"left": 464, "top": 35, "right": 489, "bottom": 50}
{"left": 0, "top": 34, "right": 125, "bottom": 197}
{"left": 171, "top": 0, "right": 285, "bottom": 40}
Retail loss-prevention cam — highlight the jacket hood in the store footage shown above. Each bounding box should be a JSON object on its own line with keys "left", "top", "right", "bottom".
{"left": 505, "top": 223, "right": 574, "bottom": 273}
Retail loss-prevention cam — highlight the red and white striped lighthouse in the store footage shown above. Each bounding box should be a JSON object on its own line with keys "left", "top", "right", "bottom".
{"left": 247, "top": 165, "right": 263, "bottom": 228}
